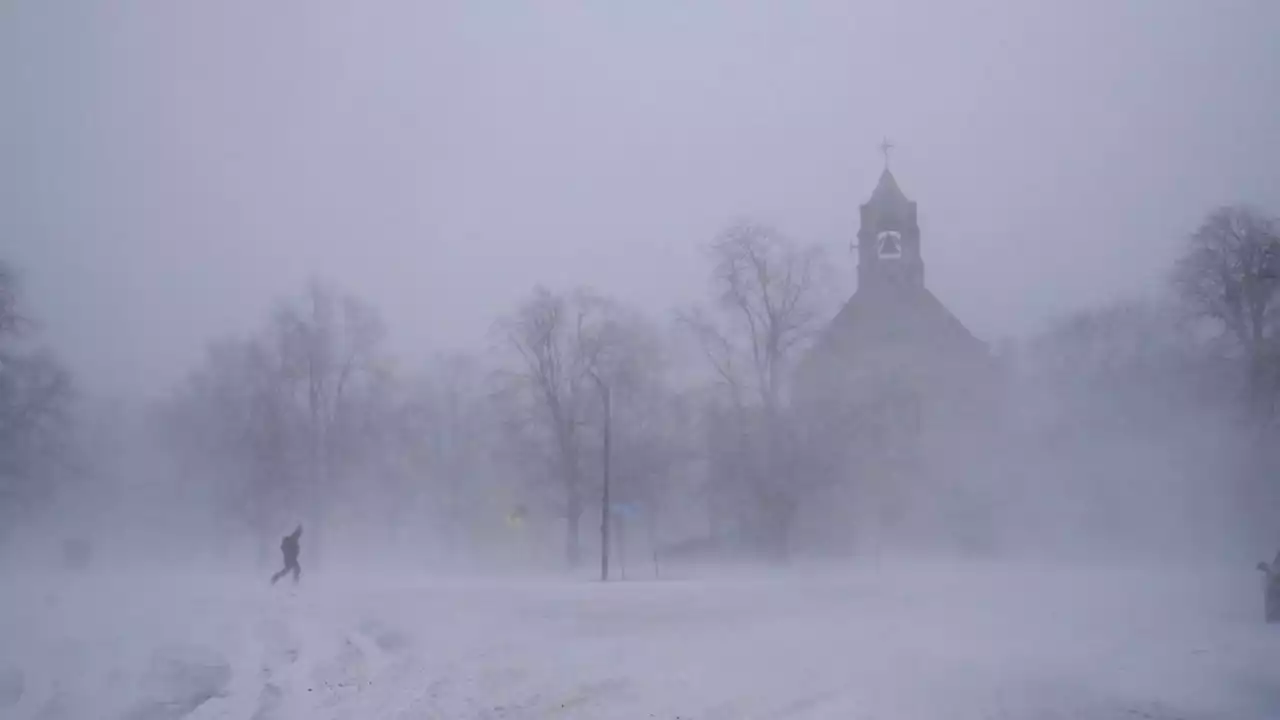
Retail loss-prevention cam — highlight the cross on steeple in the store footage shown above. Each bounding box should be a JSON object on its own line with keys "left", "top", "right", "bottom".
{"left": 879, "top": 137, "right": 894, "bottom": 170}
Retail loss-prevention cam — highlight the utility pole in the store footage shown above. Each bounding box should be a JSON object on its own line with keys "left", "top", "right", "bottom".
{"left": 591, "top": 372, "right": 612, "bottom": 582}
{"left": 618, "top": 509, "right": 627, "bottom": 580}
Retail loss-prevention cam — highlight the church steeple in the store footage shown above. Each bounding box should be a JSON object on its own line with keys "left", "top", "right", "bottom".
{"left": 856, "top": 155, "right": 923, "bottom": 292}
{"left": 868, "top": 168, "right": 911, "bottom": 215}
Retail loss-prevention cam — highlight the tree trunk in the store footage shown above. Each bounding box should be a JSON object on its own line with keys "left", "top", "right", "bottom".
{"left": 648, "top": 506, "right": 660, "bottom": 579}
{"left": 566, "top": 493, "right": 582, "bottom": 567}
{"left": 764, "top": 495, "right": 795, "bottom": 563}
{"left": 761, "top": 405, "right": 793, "bottom": 563}
{"left": 1248, "top": 350, "right": 1278, "bottom": 423}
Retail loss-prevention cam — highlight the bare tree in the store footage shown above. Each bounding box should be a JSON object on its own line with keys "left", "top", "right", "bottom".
{"left": 1173, "top": 206, "right": 1280, "bottom": 416}
{"left": 1010, "top": 298, "right": 1260, "bottom": 557}
{"left": 269, "top": 280, "right": 392, "bottom": 563}
{"left": 688, "top": 222, "right": 832, "bottom": 412}
{"left": 157, "top": 337, "right": 282, "bottom": 558}
{"left": 609, "top": 378, "right": 698, "bottom": 572}
{"left": 160, "top": 280, "right": 394, "bottom": 565}
{"left": 586, "top": 312, "right": 680, "bottom": 578}
{"left": 1021, "top": 301, "right": 1216, "bottom": 453}
{"left": 0, "top": 261, "right": 27, "bottom": 343}
{"left": 399, "top": 352, "right": 499, "bottom": 558}
{"left": 0, "top": 262, "right": 74, "bottom": 536}
{"left": 0, "top": 350, "right": 74, "bottom": 529}
{"left": 493, "top": 287, "right": 599, "bottom": 566}
{"left": 679, "top": 221, "right": 835, "bottom": 558}
{"left": 1172, "top": 206, "right": 1280, "bottom": 542}
{"left": 492, "top": 286, "right": 658, "bottom": 567}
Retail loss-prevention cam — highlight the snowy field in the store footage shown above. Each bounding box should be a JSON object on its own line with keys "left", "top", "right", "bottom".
{"left": 2, "top": 560, "right": 1278, "bottom": 719}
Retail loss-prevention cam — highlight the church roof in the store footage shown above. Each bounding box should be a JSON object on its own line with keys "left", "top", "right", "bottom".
{"left": 823, "top": 284, "right": 983, "bottom": 356}
{"left": 867, "top": 167, "right": 911, "bottom": 212}
{"left": 800, "top": 282, "right": 990, "bottom": 388}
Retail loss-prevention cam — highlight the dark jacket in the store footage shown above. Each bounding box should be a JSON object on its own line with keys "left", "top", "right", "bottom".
{"left": 281, "top": 528, "right": 302, "bottom": 563}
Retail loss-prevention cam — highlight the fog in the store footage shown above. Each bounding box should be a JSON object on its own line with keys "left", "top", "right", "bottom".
{"left": 2, "top": 2, "right": 1280, "bottom": 718}
{"left": 6, "top": 1, "right": 1278, "bottom": 399}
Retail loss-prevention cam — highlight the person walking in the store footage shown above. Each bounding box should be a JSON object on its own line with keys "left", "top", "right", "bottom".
{"left": 1256, "top": 548, "right": 1280, "bottom": 622}
{"left": 271, "top": 525, "right": 303, "bottom": 586}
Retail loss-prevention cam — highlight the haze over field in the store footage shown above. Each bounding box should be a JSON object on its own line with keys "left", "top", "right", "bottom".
{"left": 2, "top": 2, "right": 1280, "bottom": 719}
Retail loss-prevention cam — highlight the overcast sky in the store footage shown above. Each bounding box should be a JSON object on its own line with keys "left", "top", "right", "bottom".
{"left": 3, "top": 1, "right": 1278, "bottom": 399}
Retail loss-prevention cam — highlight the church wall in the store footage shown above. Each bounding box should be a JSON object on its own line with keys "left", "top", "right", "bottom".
{"left": 790, "top": 335, "right": 1005, "bottom": 557}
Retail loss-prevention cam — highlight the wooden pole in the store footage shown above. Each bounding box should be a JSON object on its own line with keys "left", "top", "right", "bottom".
{"left": 619, "top": 513, "right": 627, "bottom": 580}
{"left": 599, "top": 381, "right": 611, "bottom": 582}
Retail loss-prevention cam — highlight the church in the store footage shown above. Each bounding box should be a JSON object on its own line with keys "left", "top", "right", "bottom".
{"left": 793, "top": 156, "right": 1002, "bottom": 555}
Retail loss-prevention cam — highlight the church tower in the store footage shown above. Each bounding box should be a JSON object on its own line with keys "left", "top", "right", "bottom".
{"left": 856, "top": 166, "right": 924, "bottom": 292}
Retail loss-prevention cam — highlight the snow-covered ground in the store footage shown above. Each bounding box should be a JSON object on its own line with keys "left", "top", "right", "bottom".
{"left": 2, "top": 560, "right": 1278, "bottom": 719}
